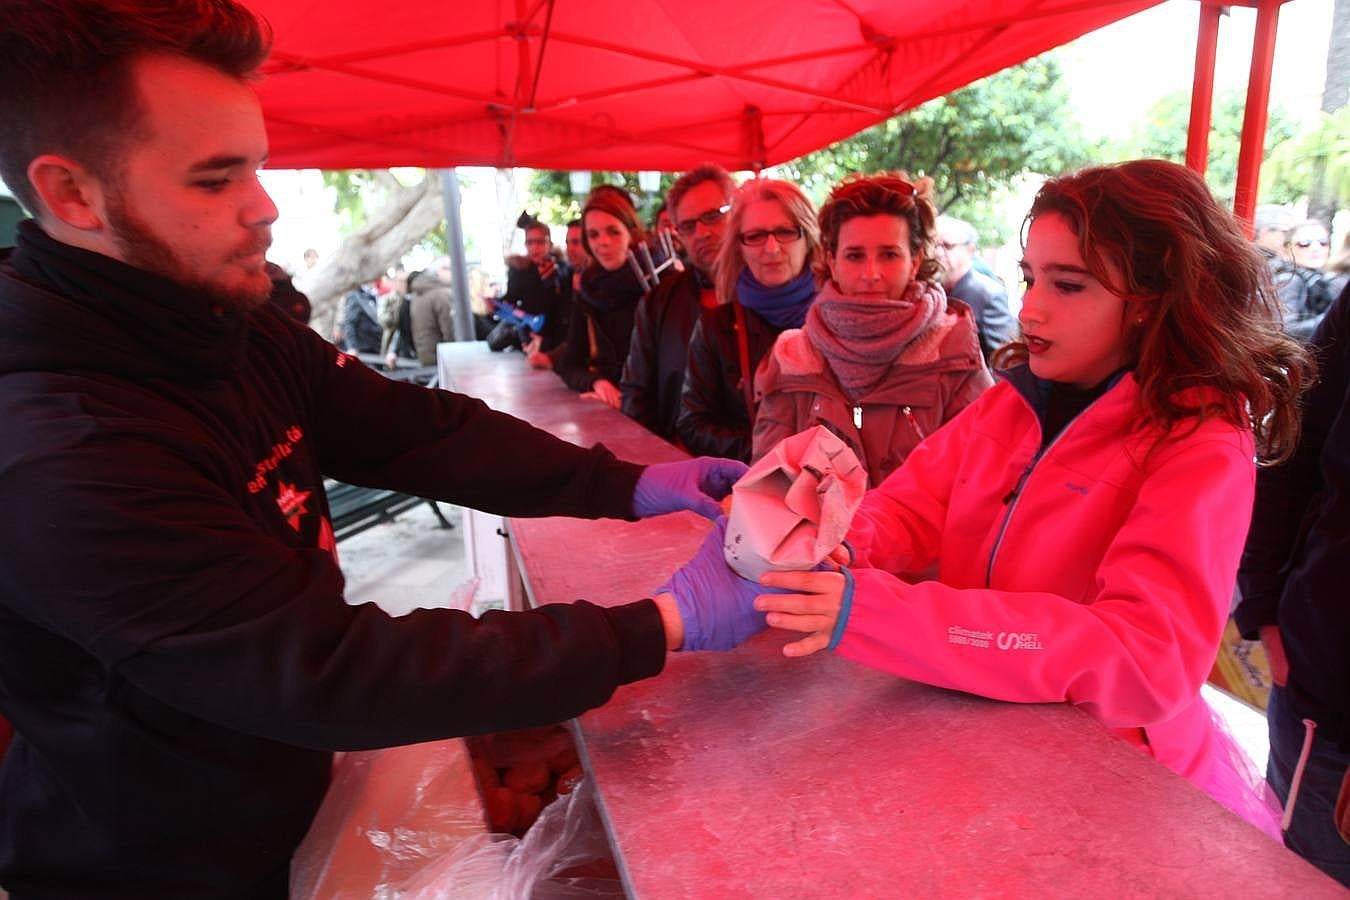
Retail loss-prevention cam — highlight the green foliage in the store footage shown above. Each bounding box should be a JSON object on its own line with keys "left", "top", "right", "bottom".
{"left": 775, "top": 56, "right": 1093, "bottom": 245}
{"left": 526, "top": 171, "right": 678, "bottom": 227}
{"left": 1101, "top": 90, "right": 1298, "bottom": 205}
{"left": 1264, "top": 106, "right": 1350, "bottom": 207}
{"left": 321, "top": 170, "right": 376, "bottom": 232}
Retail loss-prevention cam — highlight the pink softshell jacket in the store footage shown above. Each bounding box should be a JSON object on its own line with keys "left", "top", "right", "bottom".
{"left": 837, "top": 371, "right": 1276, "bottom": 833}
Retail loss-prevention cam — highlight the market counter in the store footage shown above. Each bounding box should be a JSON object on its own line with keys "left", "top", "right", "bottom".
{"left": 437, "top": 342, "right": 1341, "bottom": 898}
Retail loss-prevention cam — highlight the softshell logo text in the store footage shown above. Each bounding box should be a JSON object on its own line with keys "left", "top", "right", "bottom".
{"left": 997, "top": 632, "right": 1044, "bottom": 651}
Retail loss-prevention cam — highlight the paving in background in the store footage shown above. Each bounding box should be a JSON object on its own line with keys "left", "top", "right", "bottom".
{"left": 337, "top": 502, "right": 474, "bottom": 617}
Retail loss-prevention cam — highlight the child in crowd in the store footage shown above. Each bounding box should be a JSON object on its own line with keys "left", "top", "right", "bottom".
{"left": 752, "top": 172, "right": 992, "bottom": 486}
{"left": 754, "top": 159, "right": 1311, "bottom": 835}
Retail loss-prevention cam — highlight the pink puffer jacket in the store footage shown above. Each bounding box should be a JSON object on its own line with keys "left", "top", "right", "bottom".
{"left": 837, "top": 370, "right": 1276, "bottom": 833}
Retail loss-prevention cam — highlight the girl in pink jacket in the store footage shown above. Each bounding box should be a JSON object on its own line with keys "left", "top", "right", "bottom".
{"left": 755, "top": 160, "right": 1312, "bottom": 835}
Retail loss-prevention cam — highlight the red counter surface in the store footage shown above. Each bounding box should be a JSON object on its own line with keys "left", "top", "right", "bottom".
{"left": 438, "top": 342, "right": 1342, "bottom": 898}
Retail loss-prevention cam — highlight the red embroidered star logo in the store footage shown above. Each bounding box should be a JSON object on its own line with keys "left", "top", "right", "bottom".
{"left": 276, "top": 481, "right": 311, "bottom": 531}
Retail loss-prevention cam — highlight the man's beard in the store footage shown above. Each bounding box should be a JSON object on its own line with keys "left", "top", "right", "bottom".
{"left": 105, "top": 193, "right": 273, "bottom": 313}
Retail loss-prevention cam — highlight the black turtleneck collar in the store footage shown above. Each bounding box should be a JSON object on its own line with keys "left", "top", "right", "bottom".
{"left": 4, "top": 219, "right": 250, "bottom": 380}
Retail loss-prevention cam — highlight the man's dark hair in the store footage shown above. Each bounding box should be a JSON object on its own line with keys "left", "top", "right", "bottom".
{"left": 666, "top": 164, "right": 734, "bottom": 220}
{"left": 566, "top": 219, "right": 582, "bottom": 230}
{"left": 0, "top": 0, "right": 272, "bottom": 215}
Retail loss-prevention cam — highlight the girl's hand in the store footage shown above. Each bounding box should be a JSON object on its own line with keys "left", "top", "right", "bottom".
{"left": 1259, "top": 624, "right": 1289, "bottom": 687}
{"left": 757, "top": 568, "right": 847, "bottom": 658}
{"left": 582, "top": 378, "right": 622, "bottom": 408}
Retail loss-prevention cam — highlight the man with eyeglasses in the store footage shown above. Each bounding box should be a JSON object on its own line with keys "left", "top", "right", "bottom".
{"left": 621, "top": 165, "right": 736, "bottom": 442}
{"left": 493, "top": 218, "right": 570, "bottom": 353}
{"left": 934, "top": 215, "right": 1014, "bottom": 360}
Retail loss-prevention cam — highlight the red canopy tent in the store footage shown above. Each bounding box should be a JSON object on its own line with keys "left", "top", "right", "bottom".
{"left": 246, "top": 0, "right": 1165, "bottom": 173}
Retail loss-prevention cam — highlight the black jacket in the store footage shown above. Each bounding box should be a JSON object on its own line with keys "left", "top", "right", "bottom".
{"left": 620, "top": 268, "right": 704, "bottom": 442}
{"left": 676, "top": 302, "right": 780, "bottom": 461}
{"left": 340, "top": 285, "right": 382, "bottom": 353}
{"left": 502, "top": 256, "right": 570, "bottom": 351}
{"left": 1274, "top": 261, "right": 1338, "bottom": 344}
{"left": 553, "top": 294, "right": 639, "bottom": 395}
{"left": 1237, "top": 283, "right": 1350, "bottom": 750}
{"left": 0, "top": 222, "right": 664, "bottom": 898}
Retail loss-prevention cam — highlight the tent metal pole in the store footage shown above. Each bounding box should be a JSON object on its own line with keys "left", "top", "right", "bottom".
{"left": 1233, "top": 0, "right": 1284, "bottom": 235}
{"left": 439, "top": 169, "right": 476, "bottom": 341}
{"left": 1185, "top": 2, "right": 1223, "bottom": 175}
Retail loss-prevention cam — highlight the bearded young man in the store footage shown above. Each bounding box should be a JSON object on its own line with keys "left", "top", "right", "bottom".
{"left": 0, "top": 3, "right": 771, "bottom": 896}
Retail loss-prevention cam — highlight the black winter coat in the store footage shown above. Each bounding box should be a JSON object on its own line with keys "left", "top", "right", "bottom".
{"left": 553, "top": 294, "right": 639, "bottom": 395}
{"left": 502, "top": 256, "right": 571, "bottom": 351}
{"left": 1237, "top": 283, "right": 1350, "bottom": 749}
{"left": 620, "top": 268, "right": 704, "bottom": 442}
{"left": 340, "top": 286, "right": 382, "bottom": 353}
{"left": 676, "top": 301, "right": 780, "bottom": 461}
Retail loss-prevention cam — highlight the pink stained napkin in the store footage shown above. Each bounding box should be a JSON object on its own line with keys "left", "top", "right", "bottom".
{"left": 723, "top": 425, "right": 866, "bottom": 581}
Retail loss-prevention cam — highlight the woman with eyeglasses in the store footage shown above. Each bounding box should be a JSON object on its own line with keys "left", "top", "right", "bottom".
{"left": 1279, "top": 220, "right": 1338, "bottom": 343}
{"left": 676, "top": 178, "right": 821, "bottom": 461}
{"left": 550, "top": 186, "right": 649, "bottom": 408}
{"left": 751, "top": 173, "right": 993, "bottom": 486}
{"left": 755, "top": 160, "right": 1311, "bottom": 838}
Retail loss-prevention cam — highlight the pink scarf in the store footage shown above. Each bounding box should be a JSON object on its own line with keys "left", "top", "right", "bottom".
{"left": 805, "top": 279, "right": 946, "bottom": 401}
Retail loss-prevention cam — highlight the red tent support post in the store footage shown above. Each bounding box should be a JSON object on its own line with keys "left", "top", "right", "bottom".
{"left": 1232, "top": 0, "right": 1285, "bottom": 235}
{"left": 1185, "top": 2, "right": 1223, "bottom": 176}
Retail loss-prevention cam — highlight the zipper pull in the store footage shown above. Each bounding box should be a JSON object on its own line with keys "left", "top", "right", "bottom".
{"left": 902, "top": 406, "right": 925, "bottom": 440}
{"left": 853, "top": 405, "right": 862, "bottom": 429}
{"left": 1002, "top": 459, "right": 1037, "bottom": 505}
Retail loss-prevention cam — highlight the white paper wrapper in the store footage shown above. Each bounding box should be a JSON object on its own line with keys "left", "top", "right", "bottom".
{"left": 724, "top": 425, "right": 866, "bottom": 581}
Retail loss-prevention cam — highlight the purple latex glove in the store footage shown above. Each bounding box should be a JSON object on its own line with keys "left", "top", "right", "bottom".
{"left": 660, "top": 517, "right": 786, "bottom": 651}
{"left": 632, "top": 457, "right": 748, "bottom": 520}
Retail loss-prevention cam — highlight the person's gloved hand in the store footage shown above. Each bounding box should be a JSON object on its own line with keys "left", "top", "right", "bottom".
{"left": 660, "top": 517, "right": 785, "bottom": 651}
{"left": 632, "top": 457, "right": 748, "bottom": 520}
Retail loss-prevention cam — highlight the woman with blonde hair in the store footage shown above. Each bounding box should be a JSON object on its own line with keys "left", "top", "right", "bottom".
{"left": 757, "top": 159, "right": 1311, "bottom": 837}
{"left": 676, "top": 178, "right": 821, "bottom": 460}
{"left": 752, "top": 172, "right": 993, "bottom": 485}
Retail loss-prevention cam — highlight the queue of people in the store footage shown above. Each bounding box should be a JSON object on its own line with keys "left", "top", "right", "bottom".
{"left": 514, "top": 160, "right": 1346, "bottom": 881}
{"left": 2, "top": 0, "right": 1349, "bottom": 895}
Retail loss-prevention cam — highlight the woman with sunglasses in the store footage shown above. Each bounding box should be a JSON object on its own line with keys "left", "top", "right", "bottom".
{"left": 751, "top": 173, "right": 993, "bottom": 486}
{"left": 551, "top": 186, "right": 648, "bottom": 408}
{"left": 755, "top": 160, "right": 1311, "bottom": 836}
{"left": 1280, "top": 220, "right": 1338, "bottom": 343}
{"left": 676, "top": 178, "right": 821, "bottom": 461}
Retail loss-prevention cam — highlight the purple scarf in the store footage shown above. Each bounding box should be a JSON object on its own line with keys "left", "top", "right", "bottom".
{"left": 805, "top": 279, "right": 946, "bottom": 400}
{"left": 736, "top": 267, "right": 817, "bottom": 330}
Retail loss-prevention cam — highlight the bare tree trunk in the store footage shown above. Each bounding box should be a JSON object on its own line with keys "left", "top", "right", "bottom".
{"left": 495, "top": 167, "right": 521, "bottom": 260}
{"left": 296, "top": 174, "right": 445, "bottom": 339}
{"left": 1309, "top": 0, "right": 1349, "bottom": 226}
